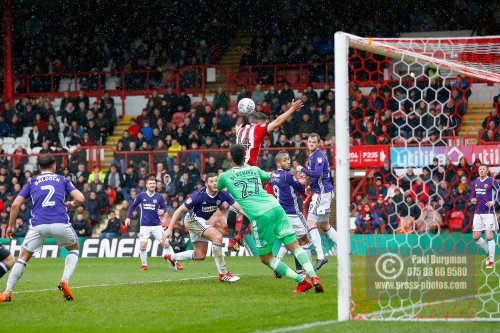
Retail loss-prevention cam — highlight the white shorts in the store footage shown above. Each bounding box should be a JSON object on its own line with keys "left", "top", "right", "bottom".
{"left": 184, "top": 216, "right": 211, "bottom": 243}
{"left": 23, "top": 223, "right": 78, "bottom": 253}
{"left": 139, "top": 225, "right": 164, "bottom": 242}
{"left": 287, "top": 214, "right": 308, "bottom": 238}
{"left": 308, "top": 191, "right": 334, "bottom": 222}
{"left": 472, "top": 214, "right": 499, "bottom": 232}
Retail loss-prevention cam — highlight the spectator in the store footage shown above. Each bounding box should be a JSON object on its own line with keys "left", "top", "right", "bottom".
{"left": 368, "top": 177, "right": 388, "bottom": 202}
{"left": 73, "top": 213, "right": 91, "bottom": 237}
{"left": 251, "top": 83, "right": 266, "bottom": 105}
{"left": 213, "top": 86, "right": 228, "bottom": 110}
{"left": 29, "top": 125, "right": 44, "bottom": 148}
{"left": 99, "top": 211, "right": 122, "bottom": 239}
{"left": 414, "top": 201, "right": 444, "bottom": 233}
{"left": 411, "top": 177, "right": 430, "bottom": 203}
{"left": 170, "top": 228, "right": 187, "bottom": 253}
{"left": 88, "top": 166, "right": 106, "bottom": 184}
{"left": 279, "top": 82, "right": 295, "bottom": 105}
{"left": 84, "top": 191, "right": 101, "bottom": 225}
{"left": 104, "top": 165, "right": 123, "bottom": 190}
{"left": 355, "top": 204, "right": 380, "bottom": 234}
{"left": 237, "top": 86, "right": 252, "bottom": 103}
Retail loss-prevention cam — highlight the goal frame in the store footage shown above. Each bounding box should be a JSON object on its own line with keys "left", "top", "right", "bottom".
{"left": 334, "top": 31, "right": 500, "bottom": 321}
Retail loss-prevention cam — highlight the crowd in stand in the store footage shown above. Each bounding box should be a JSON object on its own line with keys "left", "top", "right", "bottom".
{"left": 1, "top": 74, "right": 499, "bottom": 237}
{"left": 0, "top": 0, "right": 498, "bottom": 238}
{"left": 239, "top": 0, "right": 497, "bottom": 73}
{"left": 6, "top": 1, "right": 241, "bottom": 92}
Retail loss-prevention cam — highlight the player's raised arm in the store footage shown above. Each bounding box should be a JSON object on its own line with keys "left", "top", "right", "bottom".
{"left": 267, "top": 99, "right": 303, "bottom": 132}
{"left": 6, "top": 195, "right": 27, "bottom": 240}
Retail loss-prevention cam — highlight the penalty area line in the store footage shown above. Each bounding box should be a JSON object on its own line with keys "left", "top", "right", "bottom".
{"left": 15, "top": 275, "right": 217, "bottom": 294}
{"left": 254, "top": 320, "right": 339, "bottom": 333}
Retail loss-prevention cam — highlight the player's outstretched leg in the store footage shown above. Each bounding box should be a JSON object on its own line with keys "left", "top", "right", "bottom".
{"left": 162, "top": 244, "right": 183, "bottom": 270}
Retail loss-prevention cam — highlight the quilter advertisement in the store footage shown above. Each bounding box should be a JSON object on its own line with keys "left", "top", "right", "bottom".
{"left": 390, "top": 144, "right": 500, "bottom": 168}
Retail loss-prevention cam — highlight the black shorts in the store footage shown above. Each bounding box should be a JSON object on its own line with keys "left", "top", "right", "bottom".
{"left": 0, "top": 243, "right": 11, "bottom": 261}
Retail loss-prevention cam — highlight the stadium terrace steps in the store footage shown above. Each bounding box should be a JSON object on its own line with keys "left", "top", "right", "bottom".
{"left": 458, "top": 103, "right": 492, "bottom": 138}
{"left": 205, "top": 31, "right": 254, "bottom": 94}
{"left": 102, "top": 115, "right": 135, "bottom": 169}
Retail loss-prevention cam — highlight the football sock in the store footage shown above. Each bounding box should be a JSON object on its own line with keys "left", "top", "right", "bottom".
{"left": 162, "top": 244, "right": 174, "bottom": 257}
{"left": 172, "top": 250, "right": 195, "bottom": 261}
{"left": 293, "top": 247, "right": 316, "bottom": 278}
{"left": 268, "top": 258, "right": 303, "bottom": 283}
{"left": 140, "top": 248, "right": 148, "bottom": 266}
{"left": 302, "top": 244, "right": 312, "bottom": 262}
{"left": 474, "top": 238, "right": 488, "bottom": 254}
{"left": 212, "top": 243, "right": 227, "bottom": 274}
{"left": 325, "top": 226, "right": 338, "bottom": 244}
{"left": 62, "top": 250, "right": 79, "bottom": 282}
{"left": 0, "top": 262, "right": 9, "bottom": 279}
{"left": 487, "top": 238, "right": 495, "bottom": 263}
{"left": 227, "top": 210, "right": 237, "bottom": 238}
{"left": 294, "top": 256, "right": 302, "bottom": 272}
{"left": 5, "top": 259, "right": 26, "bottom": 293}
{"left": 309, "top": 227, "right": 324, "bottom": 260}
{"left": 239, "top": 215, "right": 251, "bottom": 234}
{"left": 277, "top": 244, "right": 288, "bottom": 260}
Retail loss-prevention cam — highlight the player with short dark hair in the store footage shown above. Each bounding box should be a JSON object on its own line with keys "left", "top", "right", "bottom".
{"left": 470, "top": 164, "right": 498, "bottom": 268}
{"left": 296, "top": 133, "right": 337, "bottom": 271}
{"left": 267, "top": 151, "right": 312, "bottom": 277}
{"left": 227, "top": 99, "right": 304, "bottom": 251}
{"left": 125, "top": 177, "right": 182, "bottom": 271}
{"left": 0, "top": 155, "right": 85, "bottom": 302}
{"left": 218, "top": 145, "right": 323, "bottom": 293}
{"left": 163, "top": 173, "right": 243, "bottom": 282}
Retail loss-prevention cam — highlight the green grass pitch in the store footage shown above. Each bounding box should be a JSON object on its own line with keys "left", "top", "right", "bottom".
{"left": 0, "top": 256, "right": 496, "bottom": 333}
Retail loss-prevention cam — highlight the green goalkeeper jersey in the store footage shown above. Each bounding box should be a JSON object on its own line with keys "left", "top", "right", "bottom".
{"left": 217, "top": 165, "right": 280, "bottom": 221}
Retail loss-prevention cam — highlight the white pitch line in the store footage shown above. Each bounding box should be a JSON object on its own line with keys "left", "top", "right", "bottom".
{"left": 15, "top": 275, "right": 217, "bottom": 294}
{"left": 254, "top": 320, "right": 339, "bottom": 333}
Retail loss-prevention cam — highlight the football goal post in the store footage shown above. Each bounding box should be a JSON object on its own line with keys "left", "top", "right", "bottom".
{"left": 335, "top": 32, "right": 500, "bottom": 321}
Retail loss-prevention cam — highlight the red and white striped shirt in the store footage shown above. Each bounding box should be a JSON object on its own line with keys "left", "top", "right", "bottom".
{"left": 236, "top": 124, "right": 267, "bottom": 166}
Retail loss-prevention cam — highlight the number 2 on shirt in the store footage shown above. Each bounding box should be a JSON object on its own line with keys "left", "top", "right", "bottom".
{"left": 41, "top": 185, "right": 56, "bottom": 207}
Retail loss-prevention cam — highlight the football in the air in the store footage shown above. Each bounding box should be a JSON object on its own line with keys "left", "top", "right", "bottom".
{"left": 237, "top": 98, "right": 256, "bottom": 115}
